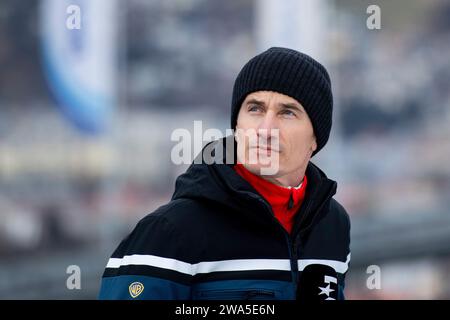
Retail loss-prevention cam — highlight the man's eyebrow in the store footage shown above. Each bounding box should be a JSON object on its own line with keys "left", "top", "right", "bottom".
{"left": 245, "top": 98, "right": 266, "bottom": 106}
{"left": 279, "top": 102, "right": 305, "bottom": 113}
{"left": 245, "top": 98, "right": 304, "bottom": 113}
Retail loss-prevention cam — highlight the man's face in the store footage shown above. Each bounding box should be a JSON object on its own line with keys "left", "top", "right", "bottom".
{"left": 235, "top": 91, "right": 317, "bottom": 177}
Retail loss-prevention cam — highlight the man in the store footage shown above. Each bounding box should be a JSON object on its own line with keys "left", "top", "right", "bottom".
{"left": 99, "top": 47, "right": 351, "bottom": 300}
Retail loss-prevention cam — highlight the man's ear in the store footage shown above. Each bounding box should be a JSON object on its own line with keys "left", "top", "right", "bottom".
{"left": 235, "top": 104, "right": 245, "bottom": 128}
{"left": 311, "top": 135, "right": 318, "bottom": 152}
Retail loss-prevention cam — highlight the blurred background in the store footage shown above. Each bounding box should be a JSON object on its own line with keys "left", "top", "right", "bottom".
{"left": 0, "top": 0, "right": 449, "bottom": 299}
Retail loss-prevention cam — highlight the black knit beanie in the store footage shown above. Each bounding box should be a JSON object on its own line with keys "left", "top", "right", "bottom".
{"left": 231, "top": 47, "right": 333, "bottom": 156}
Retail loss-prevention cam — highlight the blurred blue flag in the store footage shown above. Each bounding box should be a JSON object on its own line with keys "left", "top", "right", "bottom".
{"left": 40, "top": 0, "right": 118, "bottom": 134}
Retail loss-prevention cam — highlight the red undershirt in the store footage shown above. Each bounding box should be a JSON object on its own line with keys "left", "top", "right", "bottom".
{"left": 233, "top": 164, "right": 308, "bottom": 234}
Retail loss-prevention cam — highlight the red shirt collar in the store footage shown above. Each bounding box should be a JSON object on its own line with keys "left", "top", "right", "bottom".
{"left": 233, "top": 163, "right": 308, "bottom": 210}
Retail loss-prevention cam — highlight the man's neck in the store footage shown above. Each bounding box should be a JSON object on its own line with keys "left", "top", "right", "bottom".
{"left": 248, "top": 163, "right": 308, "bottom": 188}
{"left": 263, "top": 172, "right": 305, "bottom": 188}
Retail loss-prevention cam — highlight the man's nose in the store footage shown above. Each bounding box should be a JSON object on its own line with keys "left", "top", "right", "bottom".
{"left": 257, "top": 110, "right": 278, "bottom": 139}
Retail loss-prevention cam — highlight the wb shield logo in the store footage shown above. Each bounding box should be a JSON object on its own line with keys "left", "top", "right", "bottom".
{"left": 129, "top": 282, "right": 144, "bottom": 298}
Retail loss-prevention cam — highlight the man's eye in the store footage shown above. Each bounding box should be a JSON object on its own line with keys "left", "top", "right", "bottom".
{"left": 281, "top": 110, "right": 296, "bottom": 117}
{"left": 248, "top": 105, "right": 262, "bottom": 112}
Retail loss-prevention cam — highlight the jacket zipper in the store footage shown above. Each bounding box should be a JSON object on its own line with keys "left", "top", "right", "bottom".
{"left": 290, "top": 182, "right": 336, "bottom": 294}
{"left": 243, "top": 182, "right": 336, "bottom": 298}
{"left": 244, "top": 193, "right": 298, "bottom": 297}
{"left": 290, "top": 195, "right": 315, "bottom": 293}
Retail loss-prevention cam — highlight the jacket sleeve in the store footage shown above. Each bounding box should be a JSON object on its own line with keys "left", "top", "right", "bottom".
{"left": 98, "top": 213, "right": 192, "bottom": 300}
{"left": 337, "top": 270, "right": 348, "bottom": 300}
{"left": 337, "top": 203, "right": 351, "bottom": 300}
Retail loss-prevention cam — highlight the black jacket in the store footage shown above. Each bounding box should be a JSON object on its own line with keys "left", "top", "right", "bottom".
{"left": 99, "top": 136, "right": 351, "bottom": 300}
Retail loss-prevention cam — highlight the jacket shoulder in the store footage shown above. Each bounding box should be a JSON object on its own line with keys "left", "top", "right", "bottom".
{"left": 328, "top": 198, "right": 351, "bottom": 262}
{"left": 151, "top": 197, "right": 211, "bottom": 225}
{"left": 110, "top": 198, "right": 206, "bottom": 264}
{"left": 329, "top": 198, "right": 351, "bottom": 232}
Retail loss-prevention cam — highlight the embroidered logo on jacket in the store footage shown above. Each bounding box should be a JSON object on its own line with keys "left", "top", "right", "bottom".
{"left": 318, "top": 275, "right": 337, "bottom": 300}
{"left": 129, "top": 282, "right": 144, "bottom": 298}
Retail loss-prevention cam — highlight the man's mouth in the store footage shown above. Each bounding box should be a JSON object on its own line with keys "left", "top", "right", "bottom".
{"left": 251, "top": 146, "right": 280, "bottom": 153}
